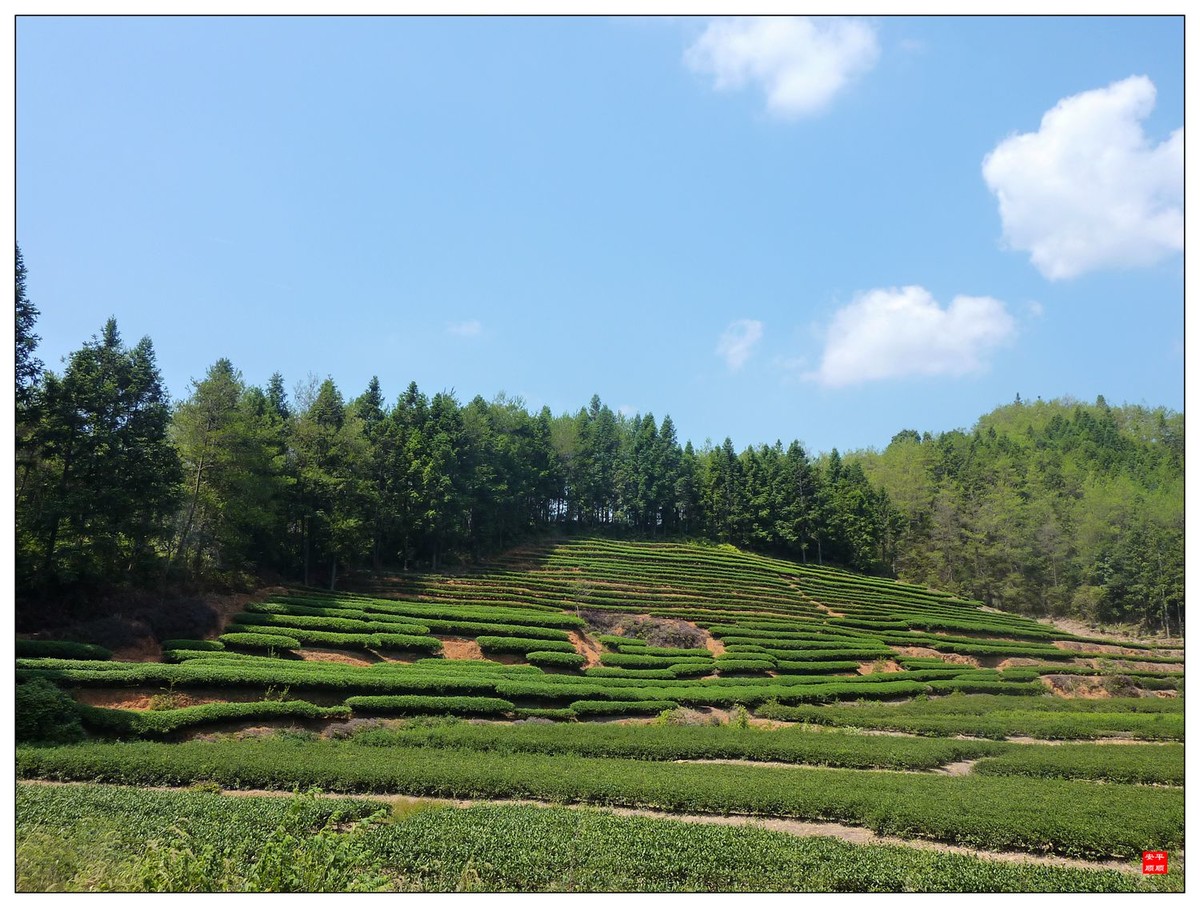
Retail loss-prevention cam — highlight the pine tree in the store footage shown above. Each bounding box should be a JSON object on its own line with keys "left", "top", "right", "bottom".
{"left": 32, "top": 319, "right": 182, "bottom": 585}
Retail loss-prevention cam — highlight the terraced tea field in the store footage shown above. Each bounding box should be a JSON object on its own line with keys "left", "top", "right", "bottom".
{"left": 16, "top": 538, "right": 1184, "bottom": 892}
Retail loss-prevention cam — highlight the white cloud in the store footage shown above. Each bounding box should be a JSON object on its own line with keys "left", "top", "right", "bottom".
{"left": 447, "top": 319, "right": 483, "bottom": 337}
{"left": 685, "top": 16, "right": 879, "bottom": 119}
{"left": 982, "top": 75, "right": 1182, "bottom": 280}
{"left": 811, "top": 286, "right": 1015, "bottom": 388}
{"left": 716, "top": 319, "right": 764, "bottom": 371}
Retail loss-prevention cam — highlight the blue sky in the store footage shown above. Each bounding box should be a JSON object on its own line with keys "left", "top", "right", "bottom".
{"left": 15, "top": 15, "right": 1184, "bottom": 454}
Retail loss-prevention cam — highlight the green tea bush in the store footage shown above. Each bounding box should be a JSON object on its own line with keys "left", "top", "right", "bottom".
{"left": 972, "top": 743, "right": 1184, "bottom": 786}
{"left": 476, "top": 636, "right": 577, "bottom": 655}
{"left": 159, "top": 639, "right": 225, "bottom": 652}
{"left": 16, "top": 640, "right": 113, "bottom": 661}
{"left": 76, "top": 700, "right": 351, "bottom": 738}
{"left": 774, "top": 660, "right": 861, "bottom": 674}
{"left": 600, "top": 652, "right": 712, "bottom": 669}
{"left": 526, "top": 651, "right": 586, "bottom": 670}
{"left": 568, "top": 699, "right": 679, "bottom": 716}
{"left": 714, "top": 660, "right": 775, "bottom": 674}
{"left": 345, "top": 695, "right": 515, "bottom": 716}
{"left": 513, "top": 707, "right": 578, "bottom": 721}
{"left": 668, "top": 663, "right": 715, "bottom": 677}
{"left": 17, "top": 738, "right": 1182, "bottom": 860}
{"left": 218, "top": 632, "right": 301, "bottom": 651}
{"left": 584, "top": 667, "right": 679, "bottom": 680}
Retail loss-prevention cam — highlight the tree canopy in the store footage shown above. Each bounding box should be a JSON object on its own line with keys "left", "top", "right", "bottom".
{"left": 13, "top": 251, "right": 1184, "bottom": 633}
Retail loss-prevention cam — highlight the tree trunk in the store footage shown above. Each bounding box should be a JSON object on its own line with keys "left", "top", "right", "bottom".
{"left": 162, "top": 447, "right": 207, "bottom": 589}
{"left": 303, "top": 514, "right": 310, "bottom": 586}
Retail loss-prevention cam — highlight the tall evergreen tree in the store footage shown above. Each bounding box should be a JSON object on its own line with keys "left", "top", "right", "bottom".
{"left": 28, "top": 319, "right": 181, "bottom": 585}
{"left": 15, "top": 244, "right": 41, "bottom": 419}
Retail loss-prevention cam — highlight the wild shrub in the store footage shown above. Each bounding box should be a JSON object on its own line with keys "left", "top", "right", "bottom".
{"left": 16, "top": 678, "right": 85, "bottom": 744}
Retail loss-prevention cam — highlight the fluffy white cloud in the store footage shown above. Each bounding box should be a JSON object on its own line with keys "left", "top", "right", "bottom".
{"left": 447, "top": 319, "right": 483, "bottom": 337}
{"left": 685, "top": 17, "right": 879, "bottom": 119}
{"left": 716, "top": 319, "right": 764, "bottom": 371}
{"left": 982, "top": 76, "right": 1182, "bottom": 280}
{"left": 812, "top": 286, "right": 1015, "bottom": 388}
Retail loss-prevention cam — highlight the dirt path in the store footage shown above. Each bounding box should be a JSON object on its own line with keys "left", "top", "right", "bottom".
{"left": 439, "top": 638, "right": 484, "bottom": 660}
{"left": 21, "top": 781, "right": 1145, "bottom": 875}
{"left": 933, "top": 759, "right": 980, "bottom": 776}
{"left": 675, "top": 757, "right": 985, "bottom": 777}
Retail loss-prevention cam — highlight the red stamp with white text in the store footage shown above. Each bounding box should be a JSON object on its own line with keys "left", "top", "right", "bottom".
{"left": 1142, "top": 852, "right": 1168, "bottom": 874}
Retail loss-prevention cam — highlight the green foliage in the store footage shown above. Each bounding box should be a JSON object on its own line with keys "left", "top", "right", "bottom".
{"left": 344, "top": 695, "right": 515, "bottom": 716}
{"left": 345, "top": 717, "right": 1006, "bottom": 770}
{"left": 160, "top": 639, "right": 225, "bottom": 652}
{"left": 18, "top": 318, "right": 183, "bottom": 587}
{"left": 16, "top": 679, "right": 85, "bottom": 744}
{"left": 526, "top": 650, "right": 586, "bottom": 670}
{"left": 17, "top": 737, "right": 1183, "bottom": 860}
{"left": 371, "top": 803, "right": 1174, "bottom": 893}
{"left": 18, "top": 785, "right": 1176, "bottom": 893}
{"left": 757, "top": 694, "right": 1184, "bottom": 741}
{"left": 218, "top": 632, "right": 301, "bottom": 651}
{"left": 16, "top": 784, "right": 388, "bottom": 892}
{"left": 77, "top": 700, "right": 351, "bottom": 738}
{"left": 714, "top": 659, "right": 775, "bottom": 675}
{"left": 852, "top": 398, "right": 1184, "bottom": 631}
{"left": 16, "top": 639, "right": 112, "bottom": 661}
{"left": 475, "top": 636, "right": 577, "bottom": 655}
{"left": 730, "top": 704, "right": 751, "bottom": 729}
{"left": 568, "top": 699, "right": 679, "bottom": 716}
{"left": 599, "top": 651, "right": 713, "bottom": 669}
{"left": 972, "top": 742, "right": 1184, "bottom": 786}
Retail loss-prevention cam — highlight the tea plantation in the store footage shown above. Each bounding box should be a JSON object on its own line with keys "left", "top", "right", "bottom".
{"left": 16, "top": 538, "right": 1184, "bottom": 892}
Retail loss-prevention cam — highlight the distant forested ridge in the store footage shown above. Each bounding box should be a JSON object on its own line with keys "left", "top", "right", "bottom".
{"left": 848, "top": 398, "right": 1183, "bottom": 633}
{"left": 13, "top": 248, "right": 1183, "bottom": 633}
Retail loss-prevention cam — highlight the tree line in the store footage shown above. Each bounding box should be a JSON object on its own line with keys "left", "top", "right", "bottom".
{"left": 849, "top": 397, "right": 1184, "bottom": 634}
{"left": 13, "top": 247, "right": 1183, "bottom": 632}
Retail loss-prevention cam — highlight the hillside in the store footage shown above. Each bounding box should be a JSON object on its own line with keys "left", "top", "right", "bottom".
{"left": 849, "top": 397, "right": 1183, "bottom": 630}
{"left": 16, "top": 538, "right": 1185, "bottom": 891}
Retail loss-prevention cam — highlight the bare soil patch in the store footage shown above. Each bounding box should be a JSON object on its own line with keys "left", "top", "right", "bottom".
{"left": 857, "top": 659, "right": 902, "bottom": 675}
{"left": 893, "top": 647, "right": 981, "bottom": 668}
{"left": 439, "top": 638, "right": 485, "bottom": 661}
{"left": 1104, "top": 659, "right": 1184, "bottom": 674}
{"left": 72, "top": 688, "right": 235, "bottom": 711}
{"left": 578, "top": 610, "right": 711, "bottom": 650}
{"left": 298, "top": 649, "right": 377, "bottom": 667}
{"left": 1053, "top": 640, "right": 1164, "bottom": 658}
{"left": 705, "top": 635, "right": 726, "bottom": 657}
{"left": 934, "top": 759, "right": 980, "bottom": 776}
{"left": 568, "top": 630, "right": 604, "bottom": 668}
{"left": 1038, "top": 616, "right": 1183, "bottom": 649}
{"left": 995, "top": 657, "right": 1042, "bottom": 670}
{"left": 1043, "top": 675, "right": 1112, "bottom": 699}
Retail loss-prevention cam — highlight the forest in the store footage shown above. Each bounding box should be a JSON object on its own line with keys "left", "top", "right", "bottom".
{"left": 13, "top": 247, "right": 1184, "bottom": 634}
